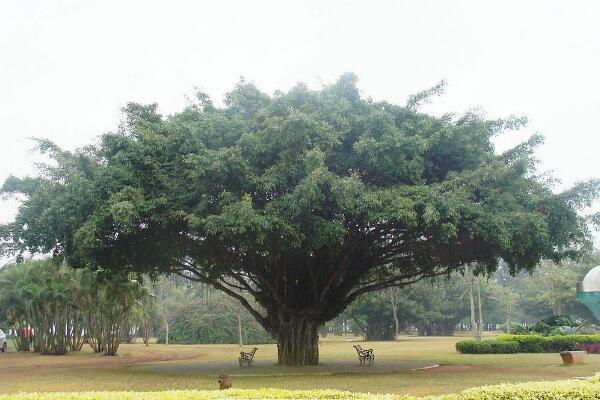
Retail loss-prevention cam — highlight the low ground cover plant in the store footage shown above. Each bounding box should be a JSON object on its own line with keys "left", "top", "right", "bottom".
{"left": 0, "top": 375, "right": 599, "bottom": 400}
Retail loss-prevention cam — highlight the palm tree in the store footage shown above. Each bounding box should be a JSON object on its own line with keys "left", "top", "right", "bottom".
{"left": 0, "top": 261, "right": 152, "bottom": 356}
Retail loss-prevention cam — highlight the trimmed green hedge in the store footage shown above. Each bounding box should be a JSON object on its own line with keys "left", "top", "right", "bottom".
{"left": 1, "top": 375, "right": 599, "bottom": 400}
{"left": 438, "top": 375, "right": 600, "bottom": 400}
{"left": 497, "top": 334, "right": 600, "bottom": 353}
{"left": 457, "top": 334, "right": 600, "bottom": 354}
{"left": 455, "top": 339, "right": 518, "bottom": 354}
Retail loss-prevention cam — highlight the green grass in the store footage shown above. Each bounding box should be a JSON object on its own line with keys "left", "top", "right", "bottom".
{"left": 1, "top": 335, "right": 599, "bottom": 396}
{"left": 2, "top": 376, "right": 600, "bottom": 400}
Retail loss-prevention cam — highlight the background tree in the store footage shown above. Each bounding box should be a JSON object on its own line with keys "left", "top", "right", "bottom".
{"left": 405, "top": 275, "right": 472, "bottom": 336}
{"left": 156, "top": 293, "right": 274, "bottom": 345}
{"left": 0, "top": 263, "right": 33, "bottom": 351}
{"left": 1, "top": 74, "right": 597, "bottom": 365}
{"left": 346, "top": 290, "right": 397, "bottom": 340}
{"left": 465, "top": 264, "right": 481, "bottom": 340}
{"left": 0, "top": 261, "right": 147, "bottom": 356}
{"left": 387, "top": 287, "right": 405, "bottom": 340}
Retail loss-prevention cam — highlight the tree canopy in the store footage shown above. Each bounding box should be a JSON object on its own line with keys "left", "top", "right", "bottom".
{"left": 1, "top": 74, "right": 598, "bottom": 364}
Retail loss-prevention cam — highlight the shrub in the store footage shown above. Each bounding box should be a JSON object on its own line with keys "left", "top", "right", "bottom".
{"left": 575, "top": 342, "right": 600, "bottom": 353}
{"left": 496, "top": 334, "right": 548, "bottom": 352}
{"left": 439, "top": 374, "right": 600, "bottom": 400}
{"left": 570, "top": 323, "right": 600, "bottom": 335}
{"left": 531, "top": 315, "right": 578, "bottom": 335}
{"left": 529, "top": 315, "right": 600, "bottom": 336}
{"left": 497, "top": 334, "right": 600, "bottom": 353}
{"left": 457, "top": 334, "right": 600, "bottom": 353}
{"left": 455, "top": 339, "right": 518, "bottom": 354}
{"left": 499, "top": 321, "right": 529, "bottom": 334}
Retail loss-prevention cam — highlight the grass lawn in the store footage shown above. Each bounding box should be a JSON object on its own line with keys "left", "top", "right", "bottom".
{"left": 2, "top": 334, "right": 599, "bottom": 396}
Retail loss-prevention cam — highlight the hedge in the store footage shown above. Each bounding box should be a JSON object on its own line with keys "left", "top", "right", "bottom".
{"left": 437, "top": 375, "right": 600, "bottom": 400}
{"left": 457, "top": 334, "right": 600, "bottom": 354}
{"left": 576, "top": 342, "right": 600, "bottom": 353}
{"left": 1, "top": 375, "right": 599, "bottom": 400}
{"left": 497, "top": 334, "right": 600, "bottom": 353}
{"left": 455, "top": 339, "right": 518, "bottom": 354}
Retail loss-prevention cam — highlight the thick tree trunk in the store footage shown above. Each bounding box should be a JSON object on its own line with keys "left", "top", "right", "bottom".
{"left": 276, "top": 318, "right": 319, "bottom": 366}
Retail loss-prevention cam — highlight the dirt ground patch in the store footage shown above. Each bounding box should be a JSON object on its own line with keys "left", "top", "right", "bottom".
{"left": 133, "top": 359, "right": 435, "bottom": 376}
{"left": 0, "top": 346, "right": 201, "bottom": 371}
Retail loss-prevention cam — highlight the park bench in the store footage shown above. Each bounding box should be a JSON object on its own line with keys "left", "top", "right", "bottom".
{"left": 353, "top": 344, "right": 374, "bottom": 365}
{"left": 238, "top": 347, "right": 258, "bottom": 367}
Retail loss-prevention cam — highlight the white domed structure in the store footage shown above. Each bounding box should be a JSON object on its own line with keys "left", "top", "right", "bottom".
{"left": 580, "top": 265, "right": 600, "bottom": 292}
{"left": 577, "top": 266, "right": 600, "bottom": 321}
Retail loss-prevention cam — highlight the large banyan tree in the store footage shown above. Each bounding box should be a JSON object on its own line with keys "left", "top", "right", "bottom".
{"left": 1, "top": 74, "right": 598, "bottom": 365}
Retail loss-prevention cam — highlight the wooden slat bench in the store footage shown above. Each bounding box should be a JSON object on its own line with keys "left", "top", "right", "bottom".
{"left": 353, "top": 344, "right": 374, "bottom": 365}
{"left": 238, "top": 347, "right": 258, "bottom": 367}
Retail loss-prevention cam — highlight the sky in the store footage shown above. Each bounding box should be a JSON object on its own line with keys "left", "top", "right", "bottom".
{"left": 1, "top": 0, "right": 599, "bottom": 245}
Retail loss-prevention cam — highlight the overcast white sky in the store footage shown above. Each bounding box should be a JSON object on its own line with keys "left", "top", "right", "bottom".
{"left": 1, "top": 1, "right": 599, "bottom": 245}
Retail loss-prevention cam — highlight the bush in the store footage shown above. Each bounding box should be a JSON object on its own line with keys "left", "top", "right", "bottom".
{"left": 575, "top": 342, "right": 600, "bottom": 354}
{"left": 531, "top": 315, "right": 576, "bottom": 335}
{"left": 456, "top": 334, "right": 600, "bottom": 353}
{"left": 497, "top": 334, "right": 600, "bottom": 353}
{"left": 455, "top": 339, "right": 519, "bottom": 354}
{"left": 499, "top": 322, "right": 529, "bottom": 334}
{"left": 439, "top": 374, "right": 600, "bottom": 400}
{"left": 0, "top": 375, "right": 599, "bottom": 400}
{"left": 496, "top": 333, "right": 551, "bottom": 352}
{"left": 529, "top": 315, "right": 600, "bottom": 336}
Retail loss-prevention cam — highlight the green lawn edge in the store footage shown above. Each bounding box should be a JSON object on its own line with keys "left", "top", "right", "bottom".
{"left": 2, "top": 374, "right": 599, "bottom": 400}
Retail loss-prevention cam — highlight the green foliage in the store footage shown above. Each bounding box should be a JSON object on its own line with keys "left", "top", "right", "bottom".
{"left": 0, "top": 260, "right": 83, "bottom": 354}
{"left": 497, "top": 334, "right": 548, "bottom": 352}
{"left": 0, "top": 260, "right": 147, "bottom": 355}
{"left": 2, "top": 74, "right": 598, "bottom": 364}
{"left": 455, "top": 339, "right": 519, "bottom": 354}
{"left": 345, "top": 274, "right": 474, "bottom": 339}
{"left": 0, "top": 375, "right": 599, "bottom": 399}
{"left": 156, "top": 297, "right": 274, "bottom": 345}
{"left": 457, "top": 334, "right": 600, "bottom": 353}
{"left": 499, "top": 322, "right": 529, "bottom": 334}
{"left": 83, "top": 272, "right": 150, "bottom": 355}
{"left": 531, "top": 315, "right": 578, "bottom": 335}
{"left": 344, "top": 290, "right": 405, "bottom": 340}
{"left": 501, "top": 256, "right": 600, "bottom": 323}
{"left": 438, "top": 374, "right": 600, "bottom": 400}
{"left": 404, "top": 275, "right": 473, "bottom": 336}
{"left": 497, "top": 333, "right": 600, "bottom": 352}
